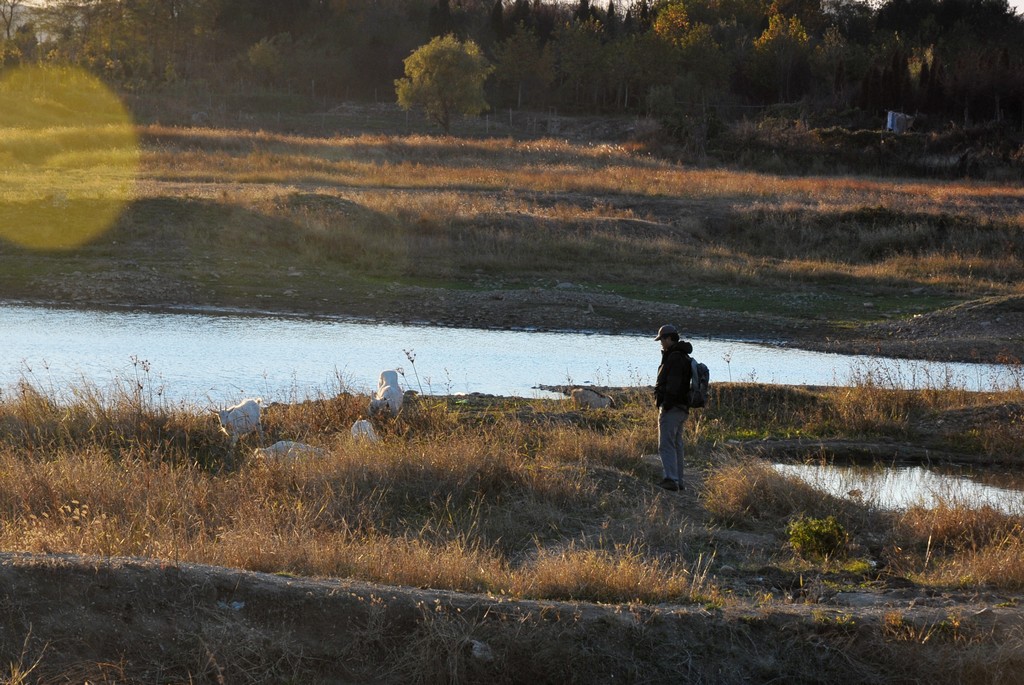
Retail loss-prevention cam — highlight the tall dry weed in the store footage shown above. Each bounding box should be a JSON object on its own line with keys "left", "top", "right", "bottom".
{"left": 511, "top": 542, "right": 715, "bottom": 604}
{"left": 703, "top": 458, "right": 867, "bottom": 529}
{"left": 888, "top": 503, "right": 1024, "bottom": 588}
{"left": 0, "top": 379, "right": 721, "bottom": 604}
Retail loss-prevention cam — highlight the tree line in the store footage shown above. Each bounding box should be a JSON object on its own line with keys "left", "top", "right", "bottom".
{"left": 2, "top": 0, "right": 1023, "bottom": 130}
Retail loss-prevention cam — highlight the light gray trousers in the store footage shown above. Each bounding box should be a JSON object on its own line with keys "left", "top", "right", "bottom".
{"left": 658, "top": 407, "right": 688, "bottom": 483}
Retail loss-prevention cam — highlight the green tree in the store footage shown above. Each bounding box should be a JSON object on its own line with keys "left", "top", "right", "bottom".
{"left": 652, "top": 0, "right": 690, "bottom": 46}
{"left": 627, "top": 31, "right": 678, "bottom": 110}
{"left": 323, "top": 0, "right": 433, "bottom": 100}
{"left": 604, "top": 1, "right": 620, "bottom": 38}
{"left": 494, "top": 24, "right": 554, "bottom": 108}
{"left": 812, "top": 26, "right": 851, "bottom": 105}
{"left": 748, "top": 9, "right": 811, "bottom": 101}
{"left": 575, "top": 0, "right": 594, "bottom": 23}
{"left": 11, "top": 22, "right": 35, "bottom": 62}
{"left": 649, "top": 4, "right": 732, "bottom": 112}
{"left": 429, "top": 0, "right": 454, "bottom": 38}
{"left": 395, "top": 34, "right": 494, "bottom": 134}
{"left": 491, "top": 0, "right": 508, "bottom": 41}
{"left": 247, "top": 34, "right": 291, "bottom": 86}
{"left": 553, "top": 19, "right": 605, "bottom": 108}
{"left": 36, "top": 0, "right": 220, "bottom": 84}
{"left": 0, "top": 0, "right": 24, "bottom": 41}
{"left": 676, "top": 23, "right": 732, "bottom": 110}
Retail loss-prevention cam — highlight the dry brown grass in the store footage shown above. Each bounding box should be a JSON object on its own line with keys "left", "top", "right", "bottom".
{"left": 703, "top": 366, "right": 1023, "bottom": 455}
{"left": 703, "top": 451, "right": 1024, "bottom": 589}
{"left": 137, "top": 125, "right": 1024, "bottom": 218}
{"left": 122, "top": 125, "right": 1024, "bottom": 309}
{"left": 2, "top": 355, "right": 1023, "bottom": 602}
{"left": 890, "top": 503, "right": 1024, "bottom": 589}
{"left": 4, "top": 371, "right": 1024, "bottom": 682}
{"left": 702, "top": 458, "right": 868, "bottom": 528}
{"left": 512, "top": 542, "right": 716, "bottom": 603}
{"left": 0, "top": 382, "right": 716, "bottom": 605}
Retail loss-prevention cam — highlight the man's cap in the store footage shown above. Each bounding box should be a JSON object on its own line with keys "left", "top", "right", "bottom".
{"left": 654, "top": 324, "right": 678, "bottom": 340}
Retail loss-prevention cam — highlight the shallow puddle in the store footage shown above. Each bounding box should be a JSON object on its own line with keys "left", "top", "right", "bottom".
{"left": 772, "top": 462, "right": 1024, "bottom": 514}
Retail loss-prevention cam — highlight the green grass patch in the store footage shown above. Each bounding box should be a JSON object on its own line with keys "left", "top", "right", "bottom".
{"left": 788, "top": 516, "right": 850, "bottom": 560}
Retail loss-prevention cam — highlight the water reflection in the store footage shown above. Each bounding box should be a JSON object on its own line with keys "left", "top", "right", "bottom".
{"left": 773, "top": 462, "right": 1024, "bottom": 515}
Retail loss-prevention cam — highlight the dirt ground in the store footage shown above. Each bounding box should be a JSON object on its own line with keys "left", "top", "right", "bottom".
{"left": 305, "top": 285, "right": 1017, "bottom": 364}
{"left": 4, "top": 457, "right": 1024, "bottom": 683}
{"left": 397, "top": 286, "right": 1024, "bottom": 365}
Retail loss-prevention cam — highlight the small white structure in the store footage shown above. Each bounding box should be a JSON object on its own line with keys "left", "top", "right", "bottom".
{"left": 252, "top": 440, "right": 324, "bottom": 460}
{"left": 886, "top": 111, "right": 914, "bottom": 134}
{"left": 570, "top": 387, "right": 613, "bottom": 409}
{"left": 214, "top": 398, "right": 264, "bottom": 447}
{"left": 369, "top": 369, "right": 403, "bottom": 417}
{"left": 351, "top": 419, "right": 379, "bottom": 442}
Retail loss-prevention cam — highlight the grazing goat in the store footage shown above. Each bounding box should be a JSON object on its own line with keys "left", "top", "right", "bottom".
{"left": 351, "top": 419, "right": 379, "bottom": 443}
{"left": 252, "top": 440, "right": 324, "bottom": 460}
{"left": 214, "top": 397, "right": 264, "bottom": 447}
{"left": 369, "top": 369, "right": 403, "bottom": 417}
{"left": 570, "top": 387, "right": 613, "bottom": 409}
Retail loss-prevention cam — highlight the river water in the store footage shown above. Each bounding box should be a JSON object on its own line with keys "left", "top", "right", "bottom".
{"left": 1, "top": 302, "right": 1018, "bottom": 405}
{"left": 4, "top": 301, "right": 1022, "bottom": 508}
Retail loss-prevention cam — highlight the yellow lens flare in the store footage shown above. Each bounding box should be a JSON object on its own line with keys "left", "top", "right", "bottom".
{"left": 0, "top": 66, "right": 139, "bottom": 250}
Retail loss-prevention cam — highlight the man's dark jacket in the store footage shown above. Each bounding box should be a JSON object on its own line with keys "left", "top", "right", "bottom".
{"left": 655, "top": 340, "right": 693, "bottom": 411}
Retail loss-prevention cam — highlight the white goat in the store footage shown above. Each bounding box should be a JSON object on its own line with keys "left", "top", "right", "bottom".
{"left": 252, "top": 440, "right": 324, "bottom": 460}
{"left": 369, "top": 369, "right": 403, "bottom": 417}
{"left": 350, "top": 419, "right": 379, "bottom": 443}
{"left": 570, "top": 387, "right": 613, "bottom": 409}
{"left": 214, "top": 397, "right": 264, "bottom": 447}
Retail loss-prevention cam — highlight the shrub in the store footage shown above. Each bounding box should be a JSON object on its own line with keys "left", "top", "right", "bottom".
{"left": 787, "top": 515, "right": 848, "bottom": 560}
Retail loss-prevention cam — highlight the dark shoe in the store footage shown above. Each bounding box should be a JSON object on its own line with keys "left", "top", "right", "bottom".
{"left": 658, "top": 478, "right": 680, "bottom": 491}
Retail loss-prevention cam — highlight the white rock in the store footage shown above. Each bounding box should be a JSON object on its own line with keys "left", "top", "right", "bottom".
{"left": 253, "top": 441, "right": 324, "bottom": 460}
{"left": 351, "top": 419, "right": 379, "bottom": 442}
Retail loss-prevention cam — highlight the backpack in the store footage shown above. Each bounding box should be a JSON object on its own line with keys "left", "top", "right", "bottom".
{"left": 687, "top": 357, "right": 710, "bottom": 409}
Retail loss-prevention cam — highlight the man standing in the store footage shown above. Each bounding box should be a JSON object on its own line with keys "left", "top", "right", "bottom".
{"left": 654, "top": 324, "right": 692, "bottom": 492}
